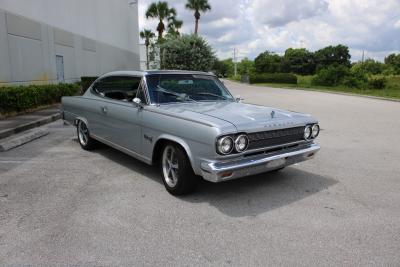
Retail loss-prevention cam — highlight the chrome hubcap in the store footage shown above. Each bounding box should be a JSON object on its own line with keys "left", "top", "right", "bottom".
{"left": 162, "top": 145, "right": 179, "bottom": 187}
{"left": 78, "top": 121, "right": 89, "bottom": 146}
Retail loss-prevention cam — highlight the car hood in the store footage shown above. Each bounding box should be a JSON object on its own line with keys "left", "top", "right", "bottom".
{"left": 156, "top": 101, "right": 317, "bottom": 132}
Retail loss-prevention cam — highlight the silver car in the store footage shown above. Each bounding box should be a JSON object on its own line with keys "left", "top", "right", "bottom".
{"left": 61, "top": 70, "right": 320, "bottom": 195}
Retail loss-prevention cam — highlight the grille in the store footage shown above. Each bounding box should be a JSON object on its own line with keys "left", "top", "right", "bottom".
{"left": 247, "top": 126, "right": 305, "bottom": 150}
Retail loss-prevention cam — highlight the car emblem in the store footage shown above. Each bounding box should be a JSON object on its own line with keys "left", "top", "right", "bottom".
{"left": 270, "top": 110, "right": 275, "bottom": 118}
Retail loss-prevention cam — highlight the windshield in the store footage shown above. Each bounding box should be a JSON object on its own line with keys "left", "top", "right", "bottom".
{"left": 145, "top": 74, "right": 235, "bottom": 104}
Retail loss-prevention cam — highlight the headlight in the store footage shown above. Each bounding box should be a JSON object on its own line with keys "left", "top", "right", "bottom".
{"left": 217, "top": 136, "right": 234, "bottom": 154}
{"left": 304, "top": 126, "right": 312, "bottom": 140}
{"left": 311, "top": 124, "right": 320, "bottom": 138}
{"left": 235, "top": 134, "right": 249, "bottom": 152}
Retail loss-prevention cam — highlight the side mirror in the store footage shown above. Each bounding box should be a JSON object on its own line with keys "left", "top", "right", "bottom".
{"left": 133, "top": 97, "right": 143, "bottom": 108}
{"left": 235, "top": 95, "right": 244, "bottom": 102}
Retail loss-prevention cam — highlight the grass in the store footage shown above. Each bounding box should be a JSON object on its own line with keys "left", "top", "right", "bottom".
{"left": 229, "top": 75, "right": 400, "bottom": 100}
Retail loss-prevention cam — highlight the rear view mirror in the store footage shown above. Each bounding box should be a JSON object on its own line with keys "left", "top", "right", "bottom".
{"left": 235, "top": 95, "right": 244, "bottom": 102}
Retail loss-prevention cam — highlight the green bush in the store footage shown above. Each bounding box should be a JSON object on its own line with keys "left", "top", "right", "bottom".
{"left": 312, "top": 65, "right": 350, "bottom": 86}
{"left": 81, "top": 76, "right": 98, "bottom": 93}
{"left": 385, "top": 75, "right": 400, "bottom": 90}
{"left": 161, "top": 34, "right": 215, "bottom": 71}
{"left": 249, "top": 73, "right": 297, "bottom": 84}
{"left": 368, "top": 76, "right": 387, "bottom": 89}
{"left": 0, "top": 83, "right": 79, "bottom": 114}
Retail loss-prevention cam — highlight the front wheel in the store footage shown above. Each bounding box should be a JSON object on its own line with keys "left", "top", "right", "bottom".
{"left": 161, "top": 143, "right": 198, "bottom": 195}
{"left": 77, "top": 120, "right": 97, "bottom": 150}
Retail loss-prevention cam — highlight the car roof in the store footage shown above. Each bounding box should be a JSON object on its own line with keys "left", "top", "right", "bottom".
{"left": 98, "top": 70, "right": 215, "bottom": 79}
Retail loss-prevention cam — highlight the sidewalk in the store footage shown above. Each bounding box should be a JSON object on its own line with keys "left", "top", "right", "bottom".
{"left": 0, "top": 105, "right": 61, "bottom": 140}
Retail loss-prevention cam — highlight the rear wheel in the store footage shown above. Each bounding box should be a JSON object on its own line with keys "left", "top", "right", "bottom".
{"left": 161, "top": 143, "right": 198, "bottom": 195}
{"left": 77, "top": 120, "right": 97, "bottom": 150}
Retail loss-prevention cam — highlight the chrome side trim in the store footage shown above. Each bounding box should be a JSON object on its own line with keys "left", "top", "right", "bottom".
{"left": 90, "top": 134, "right": 152, "bottom": 165}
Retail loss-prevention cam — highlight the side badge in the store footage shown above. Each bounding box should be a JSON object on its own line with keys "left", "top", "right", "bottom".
{"left": 270, "top": 110, "right": 275, "bottom": 118}
{"left": 144, "top": 134, "right": 153, "bottom": 143}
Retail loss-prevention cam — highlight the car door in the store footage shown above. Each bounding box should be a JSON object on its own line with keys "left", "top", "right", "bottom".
{"left": 96, "top": 75, "right": 143, "bottom": 153}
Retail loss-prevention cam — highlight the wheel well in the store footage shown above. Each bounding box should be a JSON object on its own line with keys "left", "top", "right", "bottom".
{"left": 152, "top": 139, "right": 192, "bottom": 168}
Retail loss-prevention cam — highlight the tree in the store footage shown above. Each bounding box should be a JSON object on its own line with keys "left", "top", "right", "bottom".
{"left": 185, "top": 0, "right": 211, "bottom": 35}
{"left": 312, "top": 65, "right": 351, "bottom": 86}
{"left": 213, "top": 58, "right": 234, "bottom": 77}
{"left": 140, "top": 29, "right": 155, "bottom": 69}
{"left": 254, "top": 51, "right": 283, "bottom": 73}
{"left": 314, "top": 44, "right": 351, "bottom": 70}
{"left": 237, "top": 58, "right": 255, "bottom": 75}
{"left": 384, "top": 53, "right": 400, "bottom": 74}
{"left": 161, "top": 34, "right": 215, "bottom": 71}
{"left": 212, "top": 59, "right": 229, "bottom": 77}
{"left": 351, "top": 59, "right": 384, "bottom": 75}
{"left": 146, "top": 1, "right": 176, "bottom": 41}
{"left": 166, "top": 16, "right": 183, "bottom": 38}
{"left": 283, "top": 48, "right": 316, "bottom": 75}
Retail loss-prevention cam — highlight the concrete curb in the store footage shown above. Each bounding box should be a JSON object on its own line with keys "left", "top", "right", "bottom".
{"left": 0, "top": 113, "right": 60, "bottom": 140}
{"left": 0, "top": 128, "right": 49, "bottom": 151}
{"left": 223, "top": 79, "right": 400, "bottom": 103}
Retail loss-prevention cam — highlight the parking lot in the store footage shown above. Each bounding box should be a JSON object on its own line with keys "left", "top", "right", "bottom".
{"left": 1, "top": 80, "right": 399, "bottom": 266}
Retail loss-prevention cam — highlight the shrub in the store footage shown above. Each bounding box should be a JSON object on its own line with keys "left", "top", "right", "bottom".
{"left": 368, "top": 76, "right": 387, "bottom": 89}
{"left": 230, "top": 75, "right": 241, "bottom": 81}
{"left": 249, "top": 73, "right": 297, "bottom": 84}
{"left": 161, "top": 34, "right": 215, "bottom": 71}
{"left": 0, "top": 83, "right": 79, "bottom": 114}
{"left": 81, "top": 76, "right": 98, "bottom": 93}
{"left": 312, "top": 65, "right": 350, "bottom": 86}
{"left": 342, "top": 68, "right": 368, "bottom": 88}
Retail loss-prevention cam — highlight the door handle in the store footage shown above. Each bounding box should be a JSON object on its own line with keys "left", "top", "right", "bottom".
{"left": 101, "top": 106, "right": 108, "bottom": 114}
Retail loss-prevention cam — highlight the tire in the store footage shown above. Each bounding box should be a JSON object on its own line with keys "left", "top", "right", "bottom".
{"left": 160, "top": 143, "right": 198, "bottom": 195}
{"left": 77, "top": 120, "right": 97, "bottom": 150}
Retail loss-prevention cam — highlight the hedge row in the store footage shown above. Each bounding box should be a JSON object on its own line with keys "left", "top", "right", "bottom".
{"left": 249, "top": 73, "right": 297, "bottom": 84}
{"left": 0, "top": 83, "right": 80, "bottom": 114}
{"left": 81, "top": 76, "right": 98, "bottom": 92}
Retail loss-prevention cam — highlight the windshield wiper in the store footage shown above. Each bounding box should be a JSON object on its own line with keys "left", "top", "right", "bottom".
{"left": 155, "top": 86, "right": 197, "bottom": 102}
{"left": 193, "top": 92, "right": 228, "bottom": 100}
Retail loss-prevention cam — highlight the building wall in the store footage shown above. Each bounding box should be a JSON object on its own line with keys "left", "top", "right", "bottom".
{"left": 0, "top": 0, "right": 139, "bottom": 85}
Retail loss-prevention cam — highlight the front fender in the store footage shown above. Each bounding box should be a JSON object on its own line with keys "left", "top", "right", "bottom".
{"left": 154, "top": 134, "right": 195, "bottom": 169}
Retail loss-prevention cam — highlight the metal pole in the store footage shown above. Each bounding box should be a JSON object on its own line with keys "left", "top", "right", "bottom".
{"left": 234, "top": 48, "right": 237, "bottom": 77}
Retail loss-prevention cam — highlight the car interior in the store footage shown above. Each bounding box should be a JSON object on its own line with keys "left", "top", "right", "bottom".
{"left": 94, "top": 76, "right": 142, "bottom": 102}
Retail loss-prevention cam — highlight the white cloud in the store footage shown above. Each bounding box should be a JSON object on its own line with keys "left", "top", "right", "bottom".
{"left": 250, "top": 0, "right": 328, "bottom": 28}
{"left": 395, "top": 19, "right": 400, "bottom": 29}
{"left": 138, "top": 0, "right": 400, "bottom": 61}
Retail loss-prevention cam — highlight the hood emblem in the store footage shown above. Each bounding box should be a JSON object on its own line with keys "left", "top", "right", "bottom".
{"left": 270, "top": 110, "right": 275, "bottom": 118}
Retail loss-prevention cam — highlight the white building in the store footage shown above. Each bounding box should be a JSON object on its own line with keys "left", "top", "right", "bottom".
{"left": 0, "top": 0, "right": 140, "bottom": 85}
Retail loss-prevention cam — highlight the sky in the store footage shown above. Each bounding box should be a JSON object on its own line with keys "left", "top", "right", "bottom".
{"left": 138, "top": 0, "right": 400, "bottom": 62}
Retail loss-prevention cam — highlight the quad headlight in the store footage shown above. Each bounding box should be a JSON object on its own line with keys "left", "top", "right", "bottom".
{"left": 311, "top": 124, "right": 320, "bottom": 138}
{"left": 235, "top": 134, "right": 249, "bottom": 152}
{"left": 217, "top": 134, "right": 249, "bottom": 154}
{"left": 304, "top": 125, "right": 312, "bottom": 140}
{"left": 217, "top": 136, "right": 234, "bottom": 154}
{"left": 304, "top": 124, "right": 320, "bottom": 140}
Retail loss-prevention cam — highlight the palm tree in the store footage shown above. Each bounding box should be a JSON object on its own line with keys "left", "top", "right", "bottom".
{"left": 140, "top": 29, "right": 155, "bottom": 69}
{"left": 167, "top": 16, "right": 183, "bottom": 37}
{"left": 185, "top": 0, "right": 211, "bottom": 35}
{"left": 145, "top": 1, "right": 176, "bottom": 41}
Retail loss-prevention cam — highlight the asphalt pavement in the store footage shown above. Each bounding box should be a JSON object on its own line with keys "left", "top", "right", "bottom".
{"left": 0, "top": 80, "right": 399, "bottom": 266}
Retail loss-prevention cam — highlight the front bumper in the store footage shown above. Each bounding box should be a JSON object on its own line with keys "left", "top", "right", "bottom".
{"left": 200, "top": 143, "right": 320, "bottom": 182}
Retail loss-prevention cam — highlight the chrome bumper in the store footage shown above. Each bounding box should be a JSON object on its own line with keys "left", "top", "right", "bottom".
{"left": 200, "top": 143, "right": 320, "bottom": 182}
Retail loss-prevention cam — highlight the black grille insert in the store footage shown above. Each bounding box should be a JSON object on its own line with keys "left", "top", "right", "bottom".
{"left": 247, "top": 127, "right": 304, "bottom": 150}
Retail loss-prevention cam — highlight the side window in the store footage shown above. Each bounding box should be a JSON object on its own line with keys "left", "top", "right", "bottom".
{"left": 136, "top": 80, "right": 147, "bottom": 103}
{"left": 93, "top": 76, "right": 141, "bottom": 101}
